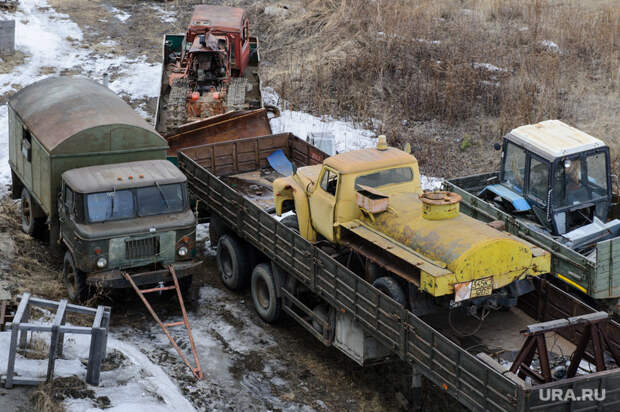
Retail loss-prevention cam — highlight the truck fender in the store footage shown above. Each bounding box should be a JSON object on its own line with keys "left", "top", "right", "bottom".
{"left": 273, "top": 176, "right": 317, "bottom": 241}
{"left": 270, "top": 262, "right": 287, "bottom": 298}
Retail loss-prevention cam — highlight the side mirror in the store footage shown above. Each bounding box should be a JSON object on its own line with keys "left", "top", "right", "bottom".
{"left": 493, "top": 143, "right": 501, "bottom": 151}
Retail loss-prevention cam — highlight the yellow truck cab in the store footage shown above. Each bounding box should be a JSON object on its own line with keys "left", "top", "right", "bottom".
{"left": 274, "top": 137, "right": 550, "bottom": 317}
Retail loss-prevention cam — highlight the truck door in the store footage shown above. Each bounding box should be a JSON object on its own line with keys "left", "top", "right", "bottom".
{"left": 310, "top": 167, "right": 339, "bottom": 242}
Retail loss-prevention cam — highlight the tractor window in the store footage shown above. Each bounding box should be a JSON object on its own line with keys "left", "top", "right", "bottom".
{"left": 320, "top": 169, "right": 338, "bottom": 196}
{"left": 586, "top": 152, "right": 608, "bottom": 198}
{"left": 527, "top": 157, "right": 549, "bottom": 205}
{"left": 502, "top": 142, "right": 526, "bottom": 192}
{"left": 355, "top": 167, "right": 413, "bottom": 189}
{"left": 553, "top": 158, "right": 587, "bottom": 208}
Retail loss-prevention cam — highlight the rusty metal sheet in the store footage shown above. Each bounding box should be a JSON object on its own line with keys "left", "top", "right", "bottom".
{"left": 340, "top": 219, "right": 450, "bottom": 278}
{"left": 166, "top": 109, "right": 272, "bottom": 157}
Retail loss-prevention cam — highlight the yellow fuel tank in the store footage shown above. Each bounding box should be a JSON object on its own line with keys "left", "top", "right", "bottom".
{"left": 363, "top": 192, "right": 549, "bottom": 296}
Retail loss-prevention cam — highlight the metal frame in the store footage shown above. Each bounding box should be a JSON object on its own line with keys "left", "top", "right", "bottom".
{"left": 122, "top": 265, "right": 203, "bottom": 380}
{"left": 1, "top": 293, "right": 111, "bottom": 388}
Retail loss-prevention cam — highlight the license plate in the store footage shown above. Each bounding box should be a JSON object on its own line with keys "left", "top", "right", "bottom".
{"left": 454, "top": 277, "right": 493, "bottom": 302}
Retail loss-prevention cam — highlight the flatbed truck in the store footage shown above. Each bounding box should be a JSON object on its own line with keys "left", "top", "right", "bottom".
{"left": 178, "top": 133, "right": 620, "bottom": 411}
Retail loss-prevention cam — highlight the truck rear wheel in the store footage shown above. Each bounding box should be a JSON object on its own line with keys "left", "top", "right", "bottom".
{"left": 63, "top": 250, "right": 87, "bottom": 302}
{"left": 20, "top": 188, "right": 38, "bottom": 235}
{"left": 216, "top": 234, "right": 249, "bottom": 291}
{"left": 372, "top": 276, "right": 407, "bottom": 307}
{"left": 251, "top": 263, "right": 281, "bottom": 323}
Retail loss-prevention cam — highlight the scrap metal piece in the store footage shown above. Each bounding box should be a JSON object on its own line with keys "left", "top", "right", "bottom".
{"left": 122, "top": 266, "right": 203, "bottom": 380}
{"left": 1, "top": 293, "right": 111, "bottom": 388}
{"left": 509, "top": 311, "right": 620, "bottom": 383}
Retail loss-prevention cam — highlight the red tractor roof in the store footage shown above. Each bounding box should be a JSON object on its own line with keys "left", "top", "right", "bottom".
{"left": 189, "top": 5, "right": 246, "bottom": 34}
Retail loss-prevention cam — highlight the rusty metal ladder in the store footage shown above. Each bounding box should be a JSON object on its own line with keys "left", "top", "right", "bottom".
{"left": 122, "top": 266, "right": 203, "bottom": 380}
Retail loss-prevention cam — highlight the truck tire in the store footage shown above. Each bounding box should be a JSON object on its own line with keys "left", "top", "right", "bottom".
{"left": 312, "top": 304, "right": 329, "bottom": 335}
{"left": 251, "top": 263, "right": 281, "bottom": 323}
{"left": 20, "top": 188, "right": 37, "bottom": 235}
{"left": 63, "top": 250, "right": 87, "bottom": 303}
{"left": 280, "top": 215, "right": 299, "bottom": 233}
{"left": 216, "top": 234, "right": 249, "bottom": 291}
{"left": 372, "top": 276, "right": 407, "bottom": 307}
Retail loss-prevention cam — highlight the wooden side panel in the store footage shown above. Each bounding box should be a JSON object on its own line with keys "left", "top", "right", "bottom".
{"left": 595, "top": 237, "right": 620, "bottom": 298}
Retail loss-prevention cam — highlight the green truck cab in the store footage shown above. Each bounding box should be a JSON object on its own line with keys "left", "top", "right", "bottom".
{"left": 8, "top": 77, "right": 200, "bottom": 301}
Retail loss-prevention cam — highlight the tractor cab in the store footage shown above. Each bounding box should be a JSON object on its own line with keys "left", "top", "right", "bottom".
{"left": 481, "top": 120, "right": 614, "bottom": 240}
{"left": 188, "top": 33, "right": 230, "bottom": 88}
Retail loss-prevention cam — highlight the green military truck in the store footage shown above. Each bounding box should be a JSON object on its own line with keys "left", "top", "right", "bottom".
{"left": 444, "top": 120, "right": 620, "bottom": 313}
{"left": 8, "top": 77, "right": 201, "bottom": 301}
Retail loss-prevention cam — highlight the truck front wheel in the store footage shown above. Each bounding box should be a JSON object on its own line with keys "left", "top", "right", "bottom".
{"left": 372, "top": 276, "right": 407, "bottom": 307}
{"left": 216, "top": 234, "right": 249, "bottom": 291}
{"left": 63, "top": 250, "right": 87, "bottom": 302}
{"left": 251, "top": 263, "right": 281, "bottom": 323}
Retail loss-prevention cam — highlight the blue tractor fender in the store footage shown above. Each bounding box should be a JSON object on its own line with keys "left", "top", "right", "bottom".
{"left": 478, "top": 184, "right": 531, "bottom": 212}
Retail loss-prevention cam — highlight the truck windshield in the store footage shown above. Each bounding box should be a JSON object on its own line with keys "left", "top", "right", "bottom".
{"left": 502, "top": 142, "right": 526, "bottom": 192}
{"left": 355, "top": 167, "right": 413, "bottom": 189}
{"left": 86, "top": 184, "right": 186, "bottom": 223}
{"left": 136, "top": 184, "right": 185, "bottom": 216}
{"left": 553, "top": 154, "right": 608, "bottom": 208}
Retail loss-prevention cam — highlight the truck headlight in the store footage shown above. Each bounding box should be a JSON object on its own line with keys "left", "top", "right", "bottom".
{"left": 178, "top": 246, "right": 188, "bottom": 257}
{"left": 96, "top": 257, "right": 108, "bottom": 268}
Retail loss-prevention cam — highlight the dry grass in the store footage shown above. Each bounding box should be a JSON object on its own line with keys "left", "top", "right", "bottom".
{"left": 252, "top": 0, "right": 620, "bottom": 176}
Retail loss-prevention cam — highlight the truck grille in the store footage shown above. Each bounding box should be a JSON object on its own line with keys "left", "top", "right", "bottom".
{"left": 125, "top": 236, "right": 160, "bottom": 259}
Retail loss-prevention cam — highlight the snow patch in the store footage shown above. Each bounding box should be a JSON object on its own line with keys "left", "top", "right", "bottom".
{"left": 108, "top": 6, "right": 131, "bottom": 23}
{"left": 150, "top": 4, "right": 177, "bottom": 24}
{"left": 0, "top": 328, "right": 193, "bottom": 412}
{"left": 421, "top": 176, "right": 443, "bottom": 191}
{"left": 540, "top": 40, "right": 561, "bottom": 53}
{"left": 473, "top": 62, "right": 507, "bottom": 72}
{"left": 264, "top": 87, "right": 441, "bottom": 187}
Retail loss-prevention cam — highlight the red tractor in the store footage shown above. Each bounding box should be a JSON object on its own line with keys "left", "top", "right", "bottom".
{"left": 156, "top": 5, "right": 263, "bottom": 133}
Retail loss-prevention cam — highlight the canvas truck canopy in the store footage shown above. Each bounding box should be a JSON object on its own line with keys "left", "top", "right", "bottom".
{"left": 9, "top": 76, "right": 167, "bottom": 155}
{"left": 8, "top": 76, "right": 169, "bottom": 218}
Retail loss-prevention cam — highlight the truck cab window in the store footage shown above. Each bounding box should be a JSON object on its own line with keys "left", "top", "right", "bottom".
{"left": 355, "top": 167, "right": 413, "bottom": 189}
{"left": 87, "top": 190, "right": 135, "bottom": 223}
{"left": 502, "top": 142, "right": 526, "bottom": 192}
{"left": 320, "top": 169, "right": 338, "bottom": 196}
{"left": 527, "top": 157, "right": 549, "bottom": 205}
{"left": 21, "top": 128, "right": 32, "bottom": 162}
{"left": 586, "top": 152, "right": 608, "bottom": 199}
{"left": 242, "top": 21, "right": 248, "bottom": 45}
